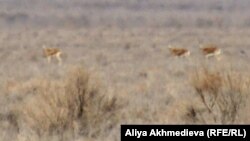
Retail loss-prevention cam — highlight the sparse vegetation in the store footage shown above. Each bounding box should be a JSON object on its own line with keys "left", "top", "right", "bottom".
{"left": 0, "top": 0, "right": 250, "bottom": 141}
{"left": 186, "top": 68, "right": 249, "bottom": 124}
{"left": 2, "top": 67, "right": 120, "bottom": 140}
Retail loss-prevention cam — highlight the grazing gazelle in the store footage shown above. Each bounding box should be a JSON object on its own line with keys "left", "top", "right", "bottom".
{"left": 42, "top": 45, "right": 62, "bottom": 65}
{"left": 168, "top": 45, "right": 190, "bottom": 57}
{"left": 199, "top": 44, "right": 222, "bottom": 60}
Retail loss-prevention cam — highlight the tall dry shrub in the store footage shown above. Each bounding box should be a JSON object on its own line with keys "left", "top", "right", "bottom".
{"left": 18, "top": 67, "right": 119, "bottom": 137}
{"left": 64, "top": 67, "right": 119, "bottom": 137}
{"left": 186, "top": 68, "right": 249, "bottom": 124}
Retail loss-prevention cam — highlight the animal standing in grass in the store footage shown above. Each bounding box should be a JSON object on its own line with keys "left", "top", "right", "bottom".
{"left": 42, "top": 45, "right": 62, "bottom": 65}
{"left": 199, "top": 44, "right": 222, "bottom": 60}
{"left": 168, "top": 45, "right": 190, "bottom": 57}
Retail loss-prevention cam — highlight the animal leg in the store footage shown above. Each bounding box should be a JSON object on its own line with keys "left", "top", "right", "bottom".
{"left": 56, "top": 53, "right": 62, "bottom": 65}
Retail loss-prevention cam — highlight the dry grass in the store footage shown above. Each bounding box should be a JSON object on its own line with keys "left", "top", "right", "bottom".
{"left": 0, "top": 1, "right": 250, "bottom": 140}
{"left": 1, "top": 27, "right": 250, "bottom": 140}
{"left": 5, "top": 67, "right": 120, "bottom": 139}
{"left": 186, "top": 67, "right": 250, "bottom": 124}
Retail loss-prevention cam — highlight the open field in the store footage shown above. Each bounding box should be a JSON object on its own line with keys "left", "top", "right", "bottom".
{"left": 0, "top": 0, "right": 250, "bottom": 141}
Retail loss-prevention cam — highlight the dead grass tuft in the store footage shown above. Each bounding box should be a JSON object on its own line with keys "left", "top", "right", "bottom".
{"left": 187, "top": 68, "right": 250, "bottom": 124}
{"left": 16, "top": 66, "right": 119, "bottom": 137}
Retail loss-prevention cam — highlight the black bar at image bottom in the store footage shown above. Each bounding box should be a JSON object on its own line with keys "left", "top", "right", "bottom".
{"left": 121, "top": 125, "right": 250, "bottom": 141}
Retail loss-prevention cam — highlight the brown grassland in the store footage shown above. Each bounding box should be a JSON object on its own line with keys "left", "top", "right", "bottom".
{"left": 0, "top": 0, "right": 250, "bottom": 141}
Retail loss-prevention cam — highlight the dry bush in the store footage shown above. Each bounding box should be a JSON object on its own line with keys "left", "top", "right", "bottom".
{"left": 186, "top": 68, "right": 249, "bottom": 124}
{"left": 17, "top": 67, "right": 119, "bottom": 137}
{"left": 19, "top": 79, "right": 69, "bottom": 136}
{"left": 64, "top": 67, "right": 119, "bottom": 137}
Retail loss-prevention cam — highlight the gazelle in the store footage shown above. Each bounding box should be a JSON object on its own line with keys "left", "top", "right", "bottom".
{"left": 42, "top": 45, "right": 62, "bottom": 65}
{"left": 199, "top": 44, "right": 222, "bottom": 60}
{"left": 168, "top": 45, "right": 190, "bottom": 57}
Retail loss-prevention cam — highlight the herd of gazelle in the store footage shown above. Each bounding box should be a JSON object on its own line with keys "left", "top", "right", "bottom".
{"left": 42, "top": 43, "right": 222, "bottom": 65}
{"left": 168, "top": 43, "right": 222, "bottom": 59}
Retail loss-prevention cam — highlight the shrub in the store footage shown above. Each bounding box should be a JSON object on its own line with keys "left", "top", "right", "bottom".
{"left": 18, "top": 67, "right": 119, "bottom": 137}
{"left": 186, "top": 68, "right": 249, "bottom": 124}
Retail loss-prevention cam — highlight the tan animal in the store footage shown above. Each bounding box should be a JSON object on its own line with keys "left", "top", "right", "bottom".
{"left": 199, "top": 44, "right": 221, "bottom": 59}
{"left": 43, "top": 45, "right": 62, "bottom": 65}
{"left": 168, "top": 45, "right": 190, "bottom": 57}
